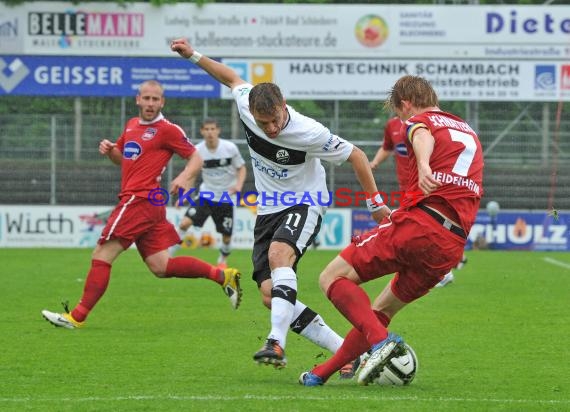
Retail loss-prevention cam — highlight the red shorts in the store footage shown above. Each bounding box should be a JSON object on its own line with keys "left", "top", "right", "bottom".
{"left": 99, "top": 195, "right": 180, "bottom": 259}
{"left": 340, "top": 207, "right": 465, "bottom": 303}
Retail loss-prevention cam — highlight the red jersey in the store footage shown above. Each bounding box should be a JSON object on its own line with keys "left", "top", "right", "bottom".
{"left": 115, "top": 114, "right": 195, "bottom": 198}
{"left": 402, "top": 110, "right": 484, "bottom": 233}
{"left": 382, "top": 116, "right": 409, "bottom": 191}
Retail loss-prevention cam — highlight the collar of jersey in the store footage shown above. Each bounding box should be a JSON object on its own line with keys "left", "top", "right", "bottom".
{"left": 282, "top": 108, "right": 291, "bottom": 131}
{"left": 139, "top": 113, "right": 164, "bottom": 125}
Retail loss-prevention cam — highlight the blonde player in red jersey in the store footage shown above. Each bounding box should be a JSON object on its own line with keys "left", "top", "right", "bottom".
{"left": 300, "top": 75, "right": 484, "bottom": 386}
{"left": 41, "top": 80, "right": 242, "bottom": 330}
{"left": 370, "top": 115, "right": 467, "bottom": 287}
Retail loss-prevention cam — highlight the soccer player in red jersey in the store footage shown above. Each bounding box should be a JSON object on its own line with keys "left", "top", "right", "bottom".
{"left": 41, "top": 80, "right": 243, "bottom": 329}
{"left": 370, "top": 115, "right": 467, "bottom": 287}
{"left": 300, "top": 75, "right": 484, "bottom": 386}
{"left": 370, "top": 116, "right": 409, "bottom": 191}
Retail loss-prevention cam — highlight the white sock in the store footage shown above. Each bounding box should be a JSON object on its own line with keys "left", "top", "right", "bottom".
{"left": 218, "top": 242, "right": 231, "bottom": 264}
{"left": 268, "top": 267, "right": 297, "bottom": 349}
{"left": 291, "top": 300, "right": 344, "bottom": 353}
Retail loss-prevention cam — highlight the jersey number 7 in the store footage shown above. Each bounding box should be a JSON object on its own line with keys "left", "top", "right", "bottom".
{"left": 449, "top": 130, "right": 477, "bottom": 177}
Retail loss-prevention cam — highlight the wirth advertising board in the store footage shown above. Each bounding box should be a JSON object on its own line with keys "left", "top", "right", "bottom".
{"left": 0, "top": 205, "right": 350, "bottom": 250}
{"left": 0, "top": 3, "right": 568, "bottom": 60}
{"left": 0, "top": 205, "right": 113, "bottom": 248}
{"left": 0, "top": 205, "right": 254, "bottom": 249}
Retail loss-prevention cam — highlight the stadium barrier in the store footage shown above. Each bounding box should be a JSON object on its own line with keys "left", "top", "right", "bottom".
{"left": 1, "top": 205, "right": 567, "bottom": 251}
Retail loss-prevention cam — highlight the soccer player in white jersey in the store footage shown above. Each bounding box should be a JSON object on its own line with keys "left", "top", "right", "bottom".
{"left": 170, "top": 118, "right": 246, "bottom": 269}
{"left": 171, "top": 38, "right": 390, "bottom": 369}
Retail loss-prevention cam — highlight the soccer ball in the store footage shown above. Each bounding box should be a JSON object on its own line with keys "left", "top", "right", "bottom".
{"left": 375, "top": 343, "right": 418, "bottom": 386}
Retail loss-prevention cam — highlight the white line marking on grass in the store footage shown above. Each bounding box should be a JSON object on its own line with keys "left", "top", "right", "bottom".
{"left": 543, "top": 257, "right": 570, "bottom": 270}
{"left": 0, "top": 394, "right": 569, "bottom": 405}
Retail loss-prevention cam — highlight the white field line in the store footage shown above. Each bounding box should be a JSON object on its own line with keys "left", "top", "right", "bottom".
{"left": 543, "top": 257, "right": 570, "bottom": 270}
{"left": 0, "top": 394, "right": 568, "bottom": 405}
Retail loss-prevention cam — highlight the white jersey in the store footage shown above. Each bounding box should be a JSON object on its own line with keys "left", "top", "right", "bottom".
{"left": 196, "top": 139, "right": 245, "bottom": 203}
{"left": 232, "top": 83, "right": 354, "bottom": 215}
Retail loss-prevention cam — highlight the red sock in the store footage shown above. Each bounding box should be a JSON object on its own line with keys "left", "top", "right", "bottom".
{"left": 312, "top": 327, "right": 369, "bottom": 381}
{"left": 71, "top": 259, "right": 111, "bottom": 322}
{"left": 312, "top": 311, "right": 392, "bottom": 381}
{"left": 327, "top": 277, "right": 388, "bottom": 345}
{"left": 165, "top": 257, "right": 222, "bottom": 283}
{"left": 374, "top": 310, "right": 391, "bottom": 328}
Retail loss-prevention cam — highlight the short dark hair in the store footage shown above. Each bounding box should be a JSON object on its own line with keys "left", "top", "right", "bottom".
{"left": 201, "top": 117, "right": 219, "bottom": 128}
{"left": 248, "top": 83, "right": 284, "bottom": 116}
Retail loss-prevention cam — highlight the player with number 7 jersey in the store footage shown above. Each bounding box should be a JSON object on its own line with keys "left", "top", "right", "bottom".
{"left": 299, "top": 75, "right": 485, "bottom": 387}
{"left": 402, "top": 110, "right": 484, "bottom": 235}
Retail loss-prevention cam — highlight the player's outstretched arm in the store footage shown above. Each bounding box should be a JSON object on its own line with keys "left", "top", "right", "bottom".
{"left": 99, "top": 139, "right": 121, "bottom": 165}
{"left": 170, "top": 38, "right": 246, "bottom": 90}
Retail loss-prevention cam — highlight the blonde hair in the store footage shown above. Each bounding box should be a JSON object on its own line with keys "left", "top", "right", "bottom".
{"left": 138, "top": 80, "right": 164, "bottom": 96}
{"left": 385, "top": 75, "right": 438, "bottom": 112}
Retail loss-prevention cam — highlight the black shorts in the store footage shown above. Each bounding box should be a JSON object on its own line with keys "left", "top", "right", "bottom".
{"left": 251, "top": 204, "right": 322, "bottom": 287}
{"left": 184, "top": 200, "right": 234, "bottom": 236}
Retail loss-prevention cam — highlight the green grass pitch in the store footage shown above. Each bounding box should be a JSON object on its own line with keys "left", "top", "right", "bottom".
{"left": 0, "top": 248, "right": 569, "bottom": 411}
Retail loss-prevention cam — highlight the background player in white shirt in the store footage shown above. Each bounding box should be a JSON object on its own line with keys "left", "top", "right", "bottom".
{"left": 170, "top": 118, "right": 246, "bottom": 269}
{"left": 171, "top": 38, "right": 390, "bottom": 369}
